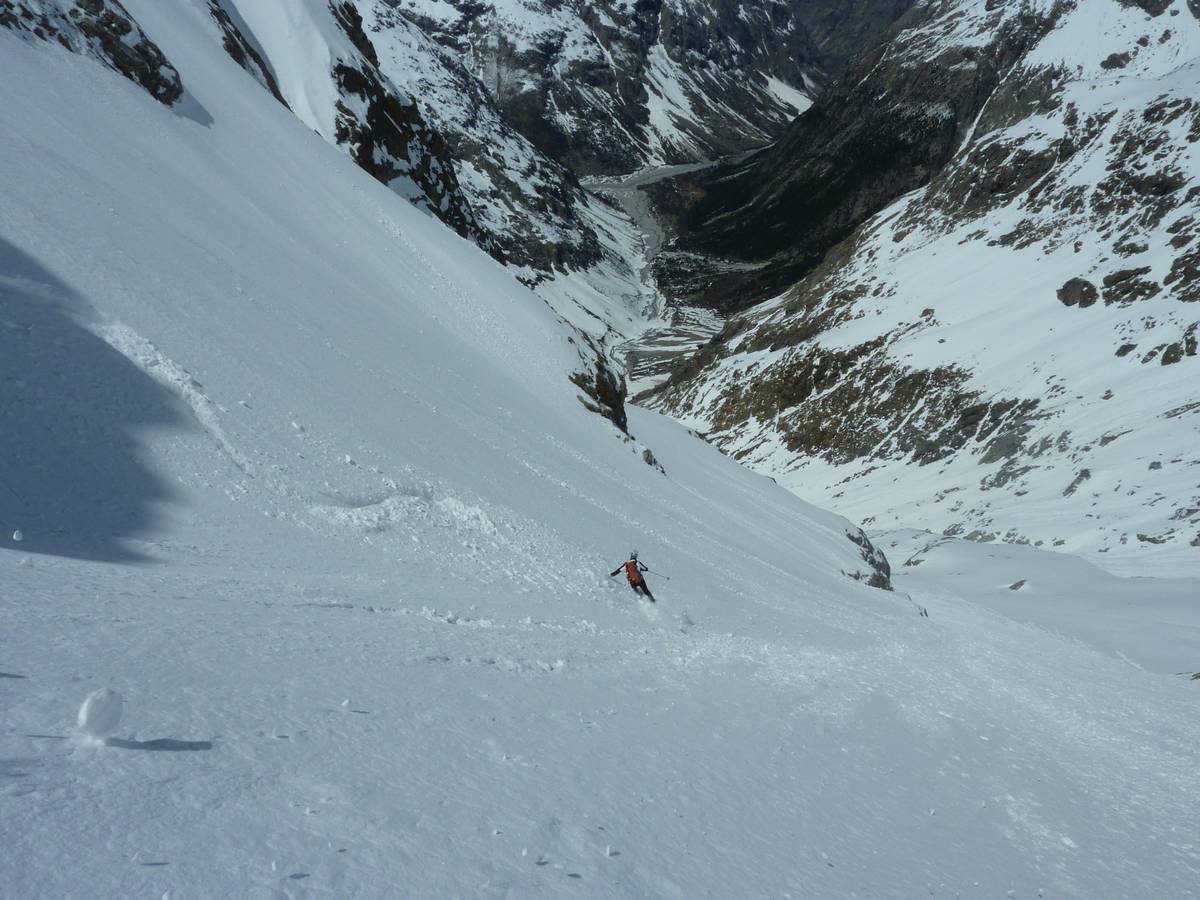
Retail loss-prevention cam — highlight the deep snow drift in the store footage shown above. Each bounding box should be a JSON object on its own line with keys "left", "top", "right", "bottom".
{"left": 2, "top": 4, "right": 1199, "bottom": 898}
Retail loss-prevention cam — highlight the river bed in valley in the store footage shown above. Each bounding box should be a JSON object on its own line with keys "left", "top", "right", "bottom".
{"left": 583, "top": 162, "right": 724, "bottom": 396}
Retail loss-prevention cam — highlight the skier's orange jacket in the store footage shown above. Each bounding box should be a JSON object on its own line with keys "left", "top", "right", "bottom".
{"left": 624, "top": 560, "right": 644, "bottom": 585}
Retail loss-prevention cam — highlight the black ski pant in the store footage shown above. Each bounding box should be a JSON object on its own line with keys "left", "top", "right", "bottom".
{"left": 630, "top": 580, "right": 655, "bottom": 602}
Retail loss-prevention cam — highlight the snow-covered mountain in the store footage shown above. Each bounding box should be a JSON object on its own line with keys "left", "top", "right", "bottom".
{"left": 360, "top": 0, "right": 922, "bottom": 176}
{"left": 371, "top": 0, "right": 819, "bottom": 174}
{"left": 0, "top": 0, "right": 894, "bottom": 634}
{"left": 3, "top": 2, "right": 1200, "bottom": 897}
{"left": 340, "top": 0, "right": 913, "bottom": 294}
{"left": 648, "top": 0, "right": 1200, "bottom": 575}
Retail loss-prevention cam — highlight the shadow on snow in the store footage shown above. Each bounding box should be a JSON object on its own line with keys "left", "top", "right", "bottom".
{"left": 105, "top": 737, "right": 214, "bottom": 752}
{"left": 0, "top": 237, "right": 184, "bottom": 563}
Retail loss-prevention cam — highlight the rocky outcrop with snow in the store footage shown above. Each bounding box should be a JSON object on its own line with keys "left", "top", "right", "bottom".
{"left": 649, "top": 0, "right": 1200, "bottom": 573}
{"left": 356, "top": 2, "right": 617, "bottom": 276}
{"left": 229, "top": 1, "right": 488, "bottom": 244}
{"left": 206, "top": 0, "right": 287, "bottom": 106}
{"left": 1, "top": 0, "right": 183, "bottom": 104}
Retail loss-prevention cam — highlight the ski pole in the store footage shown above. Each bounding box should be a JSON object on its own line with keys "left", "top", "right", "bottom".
{"left": 645, "top": 569, "right": 670, "bottom": 580}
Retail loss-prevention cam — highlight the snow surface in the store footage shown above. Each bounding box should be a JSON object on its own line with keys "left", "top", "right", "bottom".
{"left": 2, "top": 4, "right": 1200, "bottom": 898}
{"left": 230, "top": 0, "right": 345, "bottom": 137}
{"left": 879, "top": 530, "right": 1200, "bottom": 676}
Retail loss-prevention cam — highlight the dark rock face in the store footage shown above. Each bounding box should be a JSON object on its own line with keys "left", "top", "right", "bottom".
{"left": 1, "top": 0, "right": 183, "bottom": 105}
{"left": 1165, "top": 237, "right": 1200, "bottom": 301}
{"left": 792, "top": 0, "right": 916, "bottom": 75}
{"left": 331, "top": 60, "right": 484, "bottom": 245}
{"left": 1161, "top": 343, "right": 1183, "bottom": 365}
{"left": 1057, "top": 278, "right": 1098, "bottom": 308}
{"left": 1116, "top": 0, "right": 1172, "bottom": 15}
{"left": 1062, "top": 469, "right": 1091, "bottom": 498}
{"left": 571, "top": 350, "right": 628, "bottom": 433}
{"left": 845, "top": 527, "right": 893, "bottom": 590}
{"left": 1102, "top": 267, "right": 1160, "bottom": 305}
{"left": 332, "top": 0, "right": 380, "bottom": 65}
{"left": 208, "top": 1, "right": 287, "bottom": 107}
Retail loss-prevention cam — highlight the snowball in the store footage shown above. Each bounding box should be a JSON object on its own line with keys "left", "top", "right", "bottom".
{"left": 78, "top": 688, "right": 123, "bottom": 738}
{"left": 12, "top": 529, "right": 23, "bottom": 542}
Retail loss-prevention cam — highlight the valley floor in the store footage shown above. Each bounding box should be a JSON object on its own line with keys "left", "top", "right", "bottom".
{"left": 584, "top": 166, "right": 726, "bottom": 396}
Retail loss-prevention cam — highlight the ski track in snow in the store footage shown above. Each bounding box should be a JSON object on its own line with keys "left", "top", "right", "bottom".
{"left": 94, "top": 320, "right": 256, "bottom": 476}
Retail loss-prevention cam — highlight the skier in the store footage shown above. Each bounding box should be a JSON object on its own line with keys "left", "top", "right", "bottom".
{"left": 610, "top": 550, "right": 655, "bottom": 602}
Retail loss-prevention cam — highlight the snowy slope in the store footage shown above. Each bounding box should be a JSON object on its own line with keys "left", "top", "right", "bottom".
{"left": 879, "top": 529, "right": 1200, "bottom": 675}
{"left": 652, "top": 0, "right": 1200, "bottom": 576}
{"left": 2, "top": 4, "right": 1200, "bottom": 898}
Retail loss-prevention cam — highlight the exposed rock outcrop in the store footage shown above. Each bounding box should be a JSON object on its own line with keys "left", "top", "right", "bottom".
{"left": 207, "top": 0, "right": 287, "bottom": 107}
{"left": 327, "top": 2, "right": 489, "bottom": 244}
{"left": 846, "top": 527, "right": 893, "bottom": 590}
{"left": 1, "top": 0, "right": 183, "bottom": 105}
{"left": 571, "top": 347, "right": 629, "bottom": 433}
{"left": 359, "top": 1, "right": 611, "bottom": 275}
